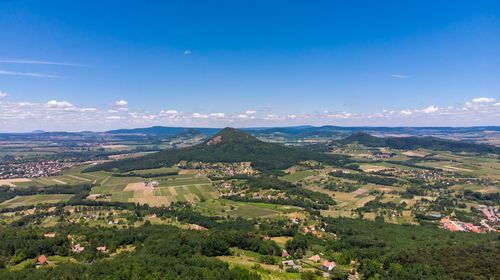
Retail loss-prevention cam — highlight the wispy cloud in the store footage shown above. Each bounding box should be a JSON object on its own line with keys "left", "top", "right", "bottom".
{"left": 391, "top": 74, "right": 409, "bottom": 79}
{"left": 0, "top": 70, "right": 60, "bottom": 78}
{"left": 183, "top": 50, "right": 191, "bottom": 55}
{"left": 0, "top": 59, "right": 82, "bottom": 67}
{"left": 0, "top": 91, "right": 7, "bottom": 98}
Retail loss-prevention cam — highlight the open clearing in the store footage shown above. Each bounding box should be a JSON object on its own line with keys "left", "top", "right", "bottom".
{"left": 281, "top": 170, "right": 315, "bottom": 182}
{"left": 402, "top": 150, "right": 428, "bottom": 157}
{"left": 359, "top": 164, "right": 387, "bottom": 173}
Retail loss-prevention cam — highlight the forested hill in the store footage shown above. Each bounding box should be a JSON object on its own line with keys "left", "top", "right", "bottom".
{"left": 86, "top": 128, "right": 349, "bottom": 172}
{"left": 338, "top": 132, "right": 500, "bottom": 154}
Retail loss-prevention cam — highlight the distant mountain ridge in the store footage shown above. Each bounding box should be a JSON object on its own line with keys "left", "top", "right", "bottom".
{"left": 338, "top": 132, "right": 500, "bottom": 154}
{"left": 106, "top": 126, "right": 220, "bottom": 136}
{"left": 86, "top": 127, "right": 349, "bottom": 172}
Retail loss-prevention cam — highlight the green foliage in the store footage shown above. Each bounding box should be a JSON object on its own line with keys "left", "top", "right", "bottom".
{"left": 339, "top": 132, "right": 500, "bottom": 154}
{"left": 86, "top": 128, "right": 349, "bottom": 172}
{"left": 323, "top": 217, "right": 499, "bottom": 280}
{"left": 330, "top": 170, "right": 402, "bottom": 186}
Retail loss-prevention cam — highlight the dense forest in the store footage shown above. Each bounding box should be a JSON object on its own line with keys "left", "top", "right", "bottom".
{"left": 0, "top": 203, "right": 498, "bottom": 279}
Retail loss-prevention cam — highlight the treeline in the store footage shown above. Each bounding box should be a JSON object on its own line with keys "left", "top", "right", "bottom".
{"left": 330, "top": 171, "right": 402, "bottom": 186}
{"left": 462, "top": 189, "right": 499, "bottom": 205}
{"left": 339, "top": 132, "right": 500, "bottom": 154}
{"left": 0, "top": 184, "right": 92, "bottom": 204}
{"left": 231, "top": 176, "right": 336, "bottom": 209}
{"left": 112, "top": 170, "right": 179, "bottom": 178}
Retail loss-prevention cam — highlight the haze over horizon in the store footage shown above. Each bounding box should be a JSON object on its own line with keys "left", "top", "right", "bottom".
{"left": 1, "top": 1, "right": 499, "bottom": 132}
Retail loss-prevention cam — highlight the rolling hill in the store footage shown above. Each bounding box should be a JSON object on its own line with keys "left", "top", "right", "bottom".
{"left": 86, "top": 127, "right": 349, "bottom": 172}
{"left": 338, "top": 132, "right": 500, "bottom": 154}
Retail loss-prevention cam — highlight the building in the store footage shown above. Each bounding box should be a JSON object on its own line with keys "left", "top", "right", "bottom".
{"left": 308, "top": 254, "right": 321, "bottom": 262}
{"left": 282, "top": 260, "right": 301, "bottom": 270}
{"left": 72, "top": 243, "right": 85, "bottom": 253}
{"left": 35, "top": 255, "right": 48, "bottom": 269}
{"left": 188, "top": 224, "right": 208, "bottom": 231}
{"left": 281, "top": 250, "right": 289, "bottom": 258}
{"left": 44, "top": 232, "right": 56, "bottom": 238}
{"left": 96, "top": 246, "right": 108, "bottom": 253}
{"left": 322, "top": 261, "right": 336, "bottom": 271}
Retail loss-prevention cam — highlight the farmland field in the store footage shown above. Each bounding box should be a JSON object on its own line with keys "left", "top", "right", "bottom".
{"left": 0, "top": 194, "right": 73, "bottom": 209}
{"left": 281, "top": 170, "right": 315, "bottom": 182}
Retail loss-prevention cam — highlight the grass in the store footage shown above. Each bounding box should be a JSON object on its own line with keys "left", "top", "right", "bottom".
{"left": 281, "top": 170, "right": 315, "bottom": 183}
{"left": 196, "top": 199, "right": 299, "bottom": 219}
{"left": 157, "top": 178, "right": 211, "bottom": 187}
{"left": 0, "top": 194, "right": 73, "bottom": 209}
{"left": 128, "top": 167, "right": 179, "bottom": 176}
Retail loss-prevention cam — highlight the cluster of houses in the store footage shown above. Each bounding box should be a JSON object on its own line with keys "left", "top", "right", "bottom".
{"left": 440, "top": 218, "right": 483, "bottom": 233}
{"left": 182, "top": 161, "right": 254, "bottom": 178}
{"left": 366, "top": 153, "right": 392, "bottom": 160}
{"left": 439, "top": 206, "right": 499, "bottom": 234}
{"left": 0, "top": 160, "right": 78, "bottom": 179}
{"left": 302, "top": 225, "right": 323, "bottom": 238}
{"left": 36, "top": 231, "right": 108, "bottom": 268}
{"left": 281, "top": 250, "right": 336, "bottom": 276}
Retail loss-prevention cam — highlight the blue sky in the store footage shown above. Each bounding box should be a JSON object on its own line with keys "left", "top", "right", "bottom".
{"left": 0, "top": 0, "right": 499, "bottom": 131}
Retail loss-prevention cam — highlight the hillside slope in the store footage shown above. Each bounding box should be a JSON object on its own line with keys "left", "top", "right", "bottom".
{"left": 339, "top": 132, "right": 500, "bottom": 154}
{"left": 87, "top": 128, "right": 348, "bottom": 172}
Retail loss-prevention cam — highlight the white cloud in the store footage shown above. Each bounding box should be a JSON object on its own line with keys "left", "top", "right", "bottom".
{"left": 391, "top": 74, "right": 409, "bottom": 79}
{"left": 421, "top": 105, "right": 439, "bottom": 114}
{"left": 184, "top": 50, "right": 191, "bottom": 55}
{"left": 0, "top": 91, "right": 7, "bottom": 98}
{"left": 209, "top": 113, "right": 225, "bottom": 118}
{"left": 46, "top": 100, "right": 73, "bottom": 109}
{"left": 245, "top": 110, "right": 256, "bottom": 114}
{"left": 106, "top": 116, "right": 123, "bottom": 120}
{"left": 159, "top": 110, "right": 179, "bottom": 115}
{"left": 472, "top": 97, "right": 496, "bottom": 103}
{"left": 1, "top": 95, "right": 499, "bottom": 132}
{"left": 326, "top": 112, "right": 353, "bottom": 119}
{"left": 0, "top": 70, "right": 60, "bottom": 78}
{"left": 400, "top": 109, "right": 413, "bottom": 115}
{"left": 115, "top": 100, "right": 128, "bottom": 107}
{"left": 192, "top": 112, "right": 208, "bottom": 119}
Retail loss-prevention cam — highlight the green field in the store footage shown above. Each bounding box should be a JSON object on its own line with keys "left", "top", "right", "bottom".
{"left": 281, "top": 170, "right": 315, "bottom": 182}
{"left": 127, "top": 167, "right": 180, "bottom": 176}
{"left": 0, "top": 194, "right": 73, "bottom": 209}
{"left": 197, "top": 199, "right": 301, "bottom": 218}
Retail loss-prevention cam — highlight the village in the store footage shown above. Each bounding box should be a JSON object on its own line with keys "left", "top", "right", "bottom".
{"left": 0, "top": 160, "right": 80, "bottom": 179}
{"left": 440, "top": 206, "right": 499, "bottom": 233}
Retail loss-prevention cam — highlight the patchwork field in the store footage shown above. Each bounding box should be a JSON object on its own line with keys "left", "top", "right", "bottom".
{"left": 85, "top": 169, "right": 218, "bottom": 206}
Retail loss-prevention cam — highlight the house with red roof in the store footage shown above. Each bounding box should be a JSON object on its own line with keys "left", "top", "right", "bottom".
{"left": 308, "top": 254, "right": 321, "bottom": 262}
{"left": 321, "top": 260, "right": 336, "bottom": 271}
{"left": 281, "top": 250, "right": 289, "bottom": 258}
{"left": 35, "top": 255, "right": 48, "bottom": 269}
